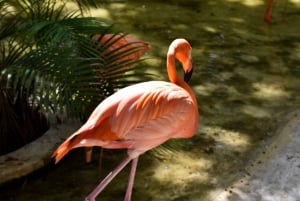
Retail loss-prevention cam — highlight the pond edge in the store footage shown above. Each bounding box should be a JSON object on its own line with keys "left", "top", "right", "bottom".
{"left": 0, "top": 120, "right": 81, "bottom": 185}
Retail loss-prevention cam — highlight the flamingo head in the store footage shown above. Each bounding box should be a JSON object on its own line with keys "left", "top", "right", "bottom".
{"left": 172, "top": 39, "right": 193, "bottom": 83}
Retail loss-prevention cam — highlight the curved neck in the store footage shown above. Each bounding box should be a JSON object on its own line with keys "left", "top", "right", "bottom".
{"left": 167, "top": 53, "right": 197, "bottom": 104}
{"left": 167, "top": 53, "right": 179, "bottom": 84}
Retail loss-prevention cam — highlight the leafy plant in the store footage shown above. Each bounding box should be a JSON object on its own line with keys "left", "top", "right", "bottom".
{"left": 0, "top": 0, "right": 151, "bottom": 155}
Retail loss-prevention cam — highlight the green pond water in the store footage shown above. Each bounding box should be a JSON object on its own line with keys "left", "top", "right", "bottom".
{"left": 1, "top": 0, "right": 300, "bottom": 200}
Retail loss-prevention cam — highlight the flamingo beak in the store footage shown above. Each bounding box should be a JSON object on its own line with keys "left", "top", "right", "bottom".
{"left": 183, "top": 59, "right": 193, "bottom": 83}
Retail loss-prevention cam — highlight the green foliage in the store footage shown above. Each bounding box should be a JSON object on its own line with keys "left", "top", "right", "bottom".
{"left": 0, "top": 0, "right": 151, "bottom": 154}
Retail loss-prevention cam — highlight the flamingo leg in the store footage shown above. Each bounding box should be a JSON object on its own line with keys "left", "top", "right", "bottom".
{"left": 85, "top": 147, "right": 93, "bottom": 163}
{"left": 85, "top": 156, "right": 132, "bottom": 201}
{"left": 98, "top": 148, "right": 104, "bottom": 172}
{"left": 124, "top": 157, "right": 139, "bottom": 201}
{"left": 264, "top": 0, "right": 274, "bottom": 23}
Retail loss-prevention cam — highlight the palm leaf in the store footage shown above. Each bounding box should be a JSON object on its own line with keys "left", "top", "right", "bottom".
{"left": 0, "top": 0, "right": 153, "bottom": 155}
{"left": 1, "top": 0, "right": 152, "bottom": 119}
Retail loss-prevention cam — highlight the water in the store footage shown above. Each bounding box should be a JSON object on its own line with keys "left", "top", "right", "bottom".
{"left": 1, "top": 0, "right": 300, "bottom": 200}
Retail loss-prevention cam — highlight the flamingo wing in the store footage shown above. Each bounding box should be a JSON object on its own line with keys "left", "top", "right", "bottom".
{"left": 122, "top": 82, "right": 198, "bottom": 157}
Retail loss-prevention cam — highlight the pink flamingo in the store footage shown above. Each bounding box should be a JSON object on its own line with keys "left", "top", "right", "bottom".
{"left": 92, "top": 33, "right": 151, "bottom": 65}
{"left": 52, "top": 38, "right": 199, "bottom": 201}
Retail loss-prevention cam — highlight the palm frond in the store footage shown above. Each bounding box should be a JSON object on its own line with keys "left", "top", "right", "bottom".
{"left": 0, "top": 0, "right": 153, "bottom": 155}
{"left": 1, "top": 1, "right": 152, "bottom": 119}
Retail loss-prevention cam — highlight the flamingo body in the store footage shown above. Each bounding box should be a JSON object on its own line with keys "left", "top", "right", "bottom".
{"left": 52, "top": 38, "right": 199, "bottom": 201}
{"left": 53, "top": 80, "right": 197, "bottom": 163}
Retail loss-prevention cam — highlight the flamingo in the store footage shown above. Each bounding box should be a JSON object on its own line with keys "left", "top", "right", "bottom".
{"left": 92, "top": 33, "right": 151, "bottom": 65}
{"left": 52, "top": 38, "right": 199, "bottom": 201}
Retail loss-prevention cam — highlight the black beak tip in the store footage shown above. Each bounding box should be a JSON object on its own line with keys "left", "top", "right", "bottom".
{"left": 184, "top": 69, "right": 193, "bottom": 83}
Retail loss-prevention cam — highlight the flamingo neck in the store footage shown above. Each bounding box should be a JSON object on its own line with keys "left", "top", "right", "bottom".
{"left": 167, "top": 53, "right": 179, "bottom": 84}
{"left": 166, "top": 53, "right": 197, "bottom": 105}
